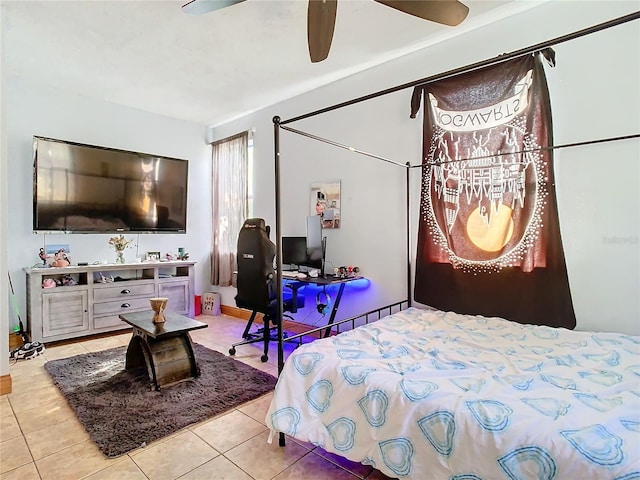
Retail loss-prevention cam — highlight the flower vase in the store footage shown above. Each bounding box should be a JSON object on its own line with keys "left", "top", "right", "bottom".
{"left": 116, "top": 251, "right": 125, "bottom": 264}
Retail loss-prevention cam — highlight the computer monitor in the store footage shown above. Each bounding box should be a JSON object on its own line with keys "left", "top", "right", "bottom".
{"left": 305, "top": 215, "right": 325, "bottom": 273}
{"left": 282, "top": 236, "right": 307, "bottom": 268}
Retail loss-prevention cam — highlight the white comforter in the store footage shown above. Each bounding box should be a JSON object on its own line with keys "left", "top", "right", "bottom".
{"left": 266, "top": 307, "right": 640, "bottom": 479}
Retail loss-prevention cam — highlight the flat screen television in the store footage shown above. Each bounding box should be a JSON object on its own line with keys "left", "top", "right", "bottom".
{"left": 33, "top": 136, "right": 188, "bottom": 233}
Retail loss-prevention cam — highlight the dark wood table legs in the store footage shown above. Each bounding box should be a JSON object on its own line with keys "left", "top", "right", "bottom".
{"left": 125, "top": 328, "right": 200, "bottom": 390}
{"left": 119, "top": 311, "right": 208, "bottom": 390}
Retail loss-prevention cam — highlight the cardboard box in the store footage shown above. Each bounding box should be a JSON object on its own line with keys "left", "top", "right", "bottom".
{"left": 9, "top": 333, "right": 23, "bottom": 350}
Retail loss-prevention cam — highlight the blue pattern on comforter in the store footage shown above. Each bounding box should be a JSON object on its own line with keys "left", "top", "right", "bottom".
{"left": 266, "top": 308, "right": 640, "bottom": 479}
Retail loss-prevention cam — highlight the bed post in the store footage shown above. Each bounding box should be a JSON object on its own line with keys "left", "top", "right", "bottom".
{"left": 406, "top": 162, "right": 411, "bottom": 308}
{"left": 273, "top": 116, "right": 284, "bottom": 374}
{"left": 273, "top": 115, "right": 287, "bottom": 448}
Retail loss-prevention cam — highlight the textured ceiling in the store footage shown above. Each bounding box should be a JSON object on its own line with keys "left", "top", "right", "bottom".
{"left": 3, "top": 0, "right": 529, "bottom": 127}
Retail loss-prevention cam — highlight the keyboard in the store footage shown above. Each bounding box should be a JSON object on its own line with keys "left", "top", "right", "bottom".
{"left": 281, "top": 271, "right": 301, "bottom": 279}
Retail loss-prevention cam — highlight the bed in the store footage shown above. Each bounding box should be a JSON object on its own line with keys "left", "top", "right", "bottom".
{"left": 266, "top": 307, "right": 640, "bottom": 479}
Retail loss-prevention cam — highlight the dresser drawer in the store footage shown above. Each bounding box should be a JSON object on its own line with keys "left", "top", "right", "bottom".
{"left": 93, "top": 297, "right": 152, "bottom": 316}
{"left": 94, "top": 282, "right": 155, "bottom": 301}
{"left": 93, "top": 314, "right": 133, "bottom": 331}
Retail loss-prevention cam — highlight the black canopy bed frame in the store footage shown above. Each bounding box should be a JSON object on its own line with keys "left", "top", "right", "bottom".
{"left": 267, "top": 10, "right": 640, "bottom": 471}
{"left": 271, "top": 10, "right": 640, "bottom": 370}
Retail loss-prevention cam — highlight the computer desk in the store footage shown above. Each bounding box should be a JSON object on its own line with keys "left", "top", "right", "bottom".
{"left": 281, "top": 274, "right": 362, "bottom": 338}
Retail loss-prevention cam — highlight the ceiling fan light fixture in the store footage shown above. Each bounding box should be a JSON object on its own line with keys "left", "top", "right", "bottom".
{"left": 181, "top": 0, "right": 246, "bottom": 16}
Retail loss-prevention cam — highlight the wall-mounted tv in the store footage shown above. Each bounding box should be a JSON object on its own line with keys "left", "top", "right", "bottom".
{"left": 33, "top": 136, "right": 188, "bottom": 233}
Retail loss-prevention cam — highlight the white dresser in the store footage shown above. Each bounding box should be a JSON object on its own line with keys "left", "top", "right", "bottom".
{"left": 24, "top": 261, "right": 195, "bottom": 343}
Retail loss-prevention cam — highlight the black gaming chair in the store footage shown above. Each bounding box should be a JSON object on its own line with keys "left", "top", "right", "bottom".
{"left": 228, "top": 218, "right": 305, "bottom": 362}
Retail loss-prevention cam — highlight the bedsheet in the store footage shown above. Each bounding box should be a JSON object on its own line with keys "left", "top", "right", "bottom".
{"left": 266, "top": 307, "right": 640, "bottom": 479}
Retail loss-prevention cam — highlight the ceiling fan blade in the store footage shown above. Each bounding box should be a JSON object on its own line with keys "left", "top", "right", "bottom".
{"left": 374, "top": 0, "right": 469, "bottom": 27}
{"left": 308, "top": 0, "right": 338, "bottom": 63}
{"left": 182, "top": 0, "right": 246, "bottom": 16}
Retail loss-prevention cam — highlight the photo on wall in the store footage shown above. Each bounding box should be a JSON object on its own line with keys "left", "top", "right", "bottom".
{"left": 310, "top": 181, "right": 340, "bottom": 229}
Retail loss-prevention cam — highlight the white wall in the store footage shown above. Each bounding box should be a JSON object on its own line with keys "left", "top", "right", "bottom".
{"left": 210, "top": 1, "right": 639, "bottom": 335}
{"left": 3, "top": 76, "right": 212, "bottom": 351}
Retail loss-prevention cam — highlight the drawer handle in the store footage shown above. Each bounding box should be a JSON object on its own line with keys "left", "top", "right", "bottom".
{"left": 121, "top": 303, "right": 131, "bottom": 308}
{"left": 121, "top": 289, "right": 131, "bottom": 294}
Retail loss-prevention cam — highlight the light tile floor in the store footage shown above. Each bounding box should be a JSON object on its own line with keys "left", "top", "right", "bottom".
{"left": 1, "top": 315, "right": 395, "bottom": 480}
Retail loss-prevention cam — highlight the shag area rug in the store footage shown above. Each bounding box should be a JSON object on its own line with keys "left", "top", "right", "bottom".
{"left": 44, "top": 343, "right": 277, "bottom": 457}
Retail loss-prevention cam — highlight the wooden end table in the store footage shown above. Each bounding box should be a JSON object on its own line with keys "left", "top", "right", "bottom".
{"left": 119, "top": 311, "right": 208, "bottom": 390}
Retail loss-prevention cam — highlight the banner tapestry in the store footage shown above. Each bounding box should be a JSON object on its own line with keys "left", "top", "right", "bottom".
{"left": 412, "top": 54, "right": 576, "bottom": 328}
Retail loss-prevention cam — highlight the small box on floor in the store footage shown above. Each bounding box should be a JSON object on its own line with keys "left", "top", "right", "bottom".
{"left": 202, "top": 292, "right": 221, "bottom": 316}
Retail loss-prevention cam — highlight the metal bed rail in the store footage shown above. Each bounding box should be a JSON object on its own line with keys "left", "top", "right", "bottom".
{"left": 274, "top": 298, "right": 409, "bottom": 448}
{"left": 281, "top": 299, "right": 410, "bottom": 346}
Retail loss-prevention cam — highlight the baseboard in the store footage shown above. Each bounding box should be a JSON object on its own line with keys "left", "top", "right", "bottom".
{"left": 221, "top": 305, "right": 264, "bottom": 321}
{"left": 0, "top": 374, "right": 12, "bottom": 395}
{"left": 221, "top": 306, "right": 326, "bottom": 338}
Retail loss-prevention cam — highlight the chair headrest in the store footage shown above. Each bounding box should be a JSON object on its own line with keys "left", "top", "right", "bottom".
{"left": 241, "top": 218, "right": 267, "bottom": 232}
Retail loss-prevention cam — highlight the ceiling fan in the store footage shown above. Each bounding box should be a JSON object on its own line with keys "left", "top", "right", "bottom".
{"left": 181, "top": 0, "right": 469, "bottom": 63}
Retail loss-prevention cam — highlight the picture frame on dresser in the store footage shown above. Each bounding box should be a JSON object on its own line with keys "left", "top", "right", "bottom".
{"left": 146, "top": 251, "right": 161, "bottom": 261}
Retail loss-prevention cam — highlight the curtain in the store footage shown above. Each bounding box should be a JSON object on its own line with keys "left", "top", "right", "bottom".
{"left": 211, "top": 132, "right": 248, "bottom": 286}
{"left": 411, "top": 53, "right": 576, "bottom": 328}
